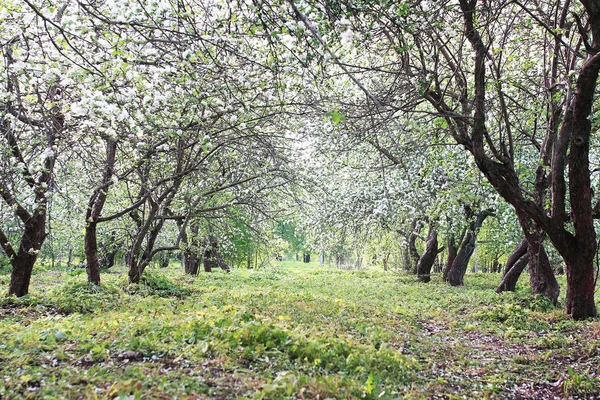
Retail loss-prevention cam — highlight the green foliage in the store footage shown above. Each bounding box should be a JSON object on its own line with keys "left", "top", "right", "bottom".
{"left": 325, "top": 110, "right": 346, "bottom": 124}
{"left": 49, "top": 281, "right": 121, "bottom": 314}
{"left": 0, "top": 262, "right": 598, "bottom": 399}
{"left": 563, "top": 366, "right": 600, "bottom": 396}
{"left": 125, "top": 272, "right": 192, "bottom": 298}
{"left": 474, "top": 303, "right": 527, "bottom": 324}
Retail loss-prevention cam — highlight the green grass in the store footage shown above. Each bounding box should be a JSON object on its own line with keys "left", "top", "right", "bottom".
{"left": 1, "top": 261, "right": 599, "bottom": 399}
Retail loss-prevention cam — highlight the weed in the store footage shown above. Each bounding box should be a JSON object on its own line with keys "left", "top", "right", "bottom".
{"left": 125, "top": 272, "right": 191, "bottom": 298}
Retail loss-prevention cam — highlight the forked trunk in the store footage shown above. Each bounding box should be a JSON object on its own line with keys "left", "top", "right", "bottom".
{"left": 447, "top": 210, "right": 493, "bottom": 286}
{"left": 496, "top": 253, "right": 528, "bottom": 293}
{"left": 496, "top": 239, "right": 528, "bottom": 293}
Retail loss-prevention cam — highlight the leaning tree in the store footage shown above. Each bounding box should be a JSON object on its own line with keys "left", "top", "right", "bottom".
{"left": 0, "top": 2, "right": 72, "bottom": 296}
{"left": 259, "top": 0, "right": 599, "bottom": 318}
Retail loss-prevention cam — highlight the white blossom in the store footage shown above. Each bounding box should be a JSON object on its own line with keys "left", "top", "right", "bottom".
{"left": 340, "top": 29, "right": 354, "bottom": 46}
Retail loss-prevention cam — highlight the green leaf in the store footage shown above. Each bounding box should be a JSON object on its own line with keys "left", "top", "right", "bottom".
{"left": 327, "top": 110, "right": 346, "bottom": 124}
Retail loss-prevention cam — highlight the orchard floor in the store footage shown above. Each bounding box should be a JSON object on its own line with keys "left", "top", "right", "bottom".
{"left": 1, "top": 261, "right": 599, "bottom": 399}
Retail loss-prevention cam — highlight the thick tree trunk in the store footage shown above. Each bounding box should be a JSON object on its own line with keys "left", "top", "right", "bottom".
{"left": 446, "top": 231, "right": 476, "bottom": 286}
{"left": 84, "top": 222, "right": 101, "bottom": 284}
{"left": 417, "top": 228, "right": 438, "bottom": 283}
{"left": 442, "top": 236, "right": 457, "bottom": 282}
{"left": 561, "top": 37, "right": 600, "bottom": 319}
{"left": 183, "top": 222, "right": 200, "bottom": 275}
{"left": 565, "top": 251, "right": 597, "bottom": 319}
{"left": 100, "top": 247, "right": 119, "bottom": 270}
{"left": 496, "top": 239, "right": 528, "bottom": 292}
{"left": 526, "top": 233, "right": 560, "bottom": 305}
{"left": 496, "top": 253, "right": 529, "bottom": 293}
{"left": 184, "top": 252, "right": 199, "bottom": 275}
{"left": 447, "top": 210, "right": 493, "bottom": 286}
{"left": 9, "top": 256, "right": 36, "bottom": 297}
{"left": 8, "top": 212, "right": 46, "bottom": 296}
{"left": 203, "top": 235, "right": 230, "bottom": 272}
{"left": 503, "top": 239, "right": 528, "bottom": 276}
{"left": 203, "top": 251, "right": 213, "bottom": 272}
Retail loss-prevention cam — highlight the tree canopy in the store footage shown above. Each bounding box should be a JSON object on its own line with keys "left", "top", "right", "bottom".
{"left": 1, "top": 0, "right": 600, "bottom": 320}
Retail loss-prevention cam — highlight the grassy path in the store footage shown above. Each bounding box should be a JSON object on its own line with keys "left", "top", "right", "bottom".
{"left": 1, "top": 261, "right": 599, "bottom": 399}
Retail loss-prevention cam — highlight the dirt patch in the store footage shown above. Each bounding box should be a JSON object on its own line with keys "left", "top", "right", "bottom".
{"left": 0, "top": 302, "right": 69, "bottom": 323}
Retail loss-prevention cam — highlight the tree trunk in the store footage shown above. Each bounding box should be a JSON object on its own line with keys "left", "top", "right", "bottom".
{"left": 184, "top": 252, "right": 199, "bottom": 275}
{"left": 203, "top": 235, "right": 216, "bottom": 272}
{"left": 417, "top": 227, "right": 438, "bottom": 283}
{"left": 496, "top": 253, "right": 529, "bottom": 293}
{"left": 203, "top": 235, "right": 229, "bottom": 272}
{"left": 85, "top": 138, "right": 117, "bottom": 285}
{"left": 84, "top": 222, "right": 101, "bottom": 284}
{"left": 565, "top": 250, "right": 597, "bottom": 319}
{"left": 408, "top": 220, "right": 422, "bottom": 274}
{"left": 446, "top": 231, "right": 476, "bottom": 286}
{"left": 203, "top": 251, "right": 213, "bottom": 272}
{"left": 496, "top": 239, "right": 528, "bottom": 292}
{"left": 129, "top": 220, "right": 165, "bottom": 283}
{"left": 526, "top": 232, "right": 560, "bottom": 305}
{"left": 7, "top": 211, "right": 46, "bottom": 296}
{"left": 100, "top": 247, "right": 119, "bottom": 270}
{"left": 183, "top": 222, "right": 200, "bottom": 275}
{"left": 442, "top": 236, "right": 457, "bottom": 281}
{"left": 447, "top": 210, "right": 493, "bottom": 286}
{"left": 67, "top": 248, "right": 73, "bottom": 269}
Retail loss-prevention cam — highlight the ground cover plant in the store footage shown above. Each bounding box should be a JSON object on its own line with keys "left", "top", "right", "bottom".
{"left": 1, "top": 260, "right": 599, "bottom": 399}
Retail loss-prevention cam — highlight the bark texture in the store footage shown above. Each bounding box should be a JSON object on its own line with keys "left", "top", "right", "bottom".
{"left": 496, "top": 239, "right": 529, "bottom": 293}
{"left": 203, "top": 235, "right": 230, "bottom": 273}
{"left": 408, "top": 220, "right": 422, "bottom": 274}
{"left": 85, "top": 138, "right": 117, "bottom": 285}
{"left": 447, "top": 210, "right": 493, "bottom": 286}
{"left": 442, "top": 236, "right": 457, "bottom": 282}
{"left": 416, "top": 227, "right": 439, "bottom": 283}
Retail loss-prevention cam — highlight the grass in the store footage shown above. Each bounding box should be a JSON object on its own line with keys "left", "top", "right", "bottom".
{"left": 0, "top": 260, "right": 599, "bottom": 399}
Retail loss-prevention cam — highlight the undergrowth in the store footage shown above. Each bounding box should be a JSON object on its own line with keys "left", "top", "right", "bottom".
{"left": 0, "top": 262, "right": 598, "bottom": 399}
